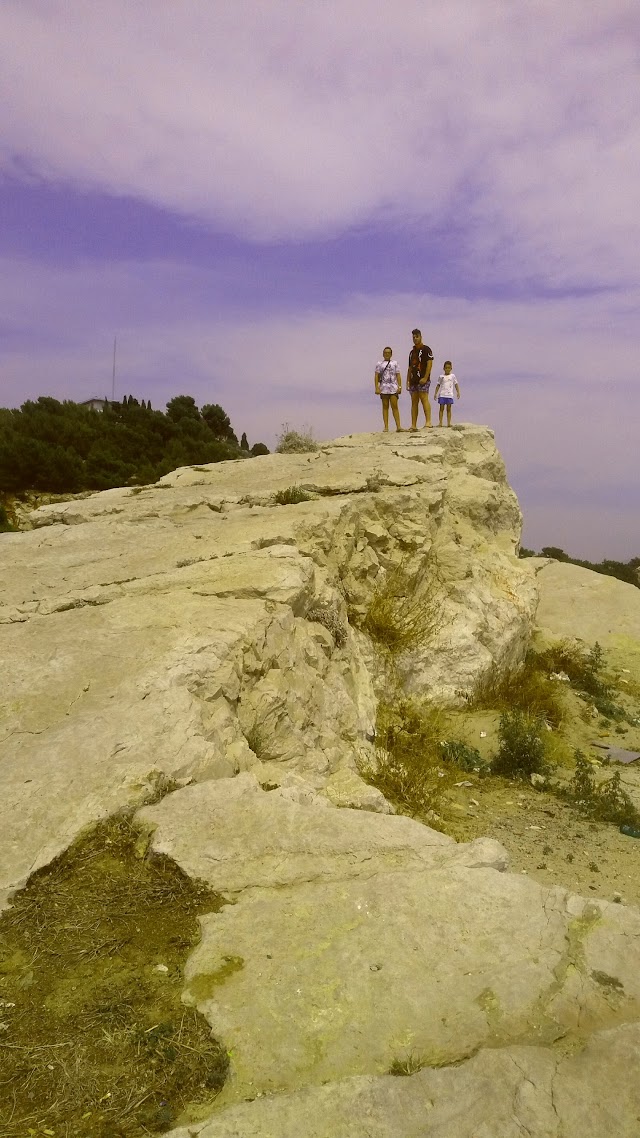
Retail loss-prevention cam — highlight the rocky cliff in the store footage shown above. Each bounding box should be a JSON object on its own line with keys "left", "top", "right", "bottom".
{"left": 2, "top": 427, "right": 640, "bottom": 1136}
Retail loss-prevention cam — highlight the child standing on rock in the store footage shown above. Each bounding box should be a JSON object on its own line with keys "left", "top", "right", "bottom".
{"left": 434, "top": 361, "right": 460, "bottom": 427}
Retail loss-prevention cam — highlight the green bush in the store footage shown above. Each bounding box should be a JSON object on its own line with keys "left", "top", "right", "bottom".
{"left": 0, "top": 504, "right": 16, "bottom": 532}
{"left": 440, "top": 740, "right": 487, "bottom": 773}
{"left": 555, "top": 751, "right": 640, "bottom": 827}
{"left": 273, "top": 485, "right": 313, "bottom": 505}
{"left": 490, "top": 709, "right": 549, "bottom": 780}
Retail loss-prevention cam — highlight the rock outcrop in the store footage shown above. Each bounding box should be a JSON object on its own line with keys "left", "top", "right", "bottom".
{"left": 3, "top": 427, "right": 640, "bottom": 1134}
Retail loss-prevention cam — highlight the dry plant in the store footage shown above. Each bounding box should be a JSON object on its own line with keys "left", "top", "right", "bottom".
{"left": 361, "top": 558, "right": 444, "bottom": 657}
{"left": 359, "top": 697, "right": 457, "bottom": 821}
{"left": 0, "top": 812, "right": 229, "bottom": 1136}
{"left": 471, "top": 652, "right": 566, "bottom": 728}
{"left": 275, "top": 424, "right": 318, "bottom": 453}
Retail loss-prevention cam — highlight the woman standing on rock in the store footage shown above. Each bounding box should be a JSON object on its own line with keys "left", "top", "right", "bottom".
{"left": 374, "top": 347, "right": 404, "bottom": 432}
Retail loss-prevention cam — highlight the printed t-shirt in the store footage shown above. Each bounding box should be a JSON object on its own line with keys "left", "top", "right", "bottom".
{"left": 437, "top": 372, "right": 457, "bottom": 398}
{"left": 408, "top": 344, "right": 434, "bottom": 386}
{"left": 375, "top": 359, "right": 401, "bottom": 394}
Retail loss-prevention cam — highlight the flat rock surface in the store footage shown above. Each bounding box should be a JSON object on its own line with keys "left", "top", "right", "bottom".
{"left": 178, "top": 843, "right": 640, "bottom": 1104}
{"left": 166, "top": 1024, "right": 640, "bottom": 1137}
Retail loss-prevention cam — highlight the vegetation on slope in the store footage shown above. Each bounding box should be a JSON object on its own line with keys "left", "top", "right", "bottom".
{"left": 0, "top": 394, "right": 269, "bottom": 495}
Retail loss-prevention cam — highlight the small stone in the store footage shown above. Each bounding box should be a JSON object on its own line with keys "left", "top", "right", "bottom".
{"left": 153, "top": 964, "right": 169, "bottom": 973}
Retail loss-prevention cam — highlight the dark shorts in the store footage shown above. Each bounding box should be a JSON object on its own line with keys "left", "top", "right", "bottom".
{"left": 438, "top": 397, "right": 454, "bottom": 405}
{"left": 409, "top": 383, "right": 430, "bottom": 395}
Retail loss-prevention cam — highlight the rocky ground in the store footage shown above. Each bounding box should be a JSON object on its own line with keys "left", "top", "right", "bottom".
{"left": 2, "top": 435, "right": 640, "bottom": 1136}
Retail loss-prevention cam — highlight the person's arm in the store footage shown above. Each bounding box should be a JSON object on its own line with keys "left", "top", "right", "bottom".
{"left": 374, "top": 366, "right": 380, "bottom": 394}
{"left": 434, "top": 381, "right": 441, "bottom": 397}
{"left": 455, "top": 381, "right": 460, "bottom": 399}
{"left": 425, "top": 358, "right": 433, "bottom": 384}
{"left": 394, "top": 364, "right": 402, "bottom": 393}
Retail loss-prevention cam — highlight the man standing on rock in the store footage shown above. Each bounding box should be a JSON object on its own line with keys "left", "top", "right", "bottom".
{"left": 407, "top": 328, "right": 434, "bottom": 430}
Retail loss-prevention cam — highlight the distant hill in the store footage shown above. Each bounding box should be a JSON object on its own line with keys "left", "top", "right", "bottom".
{"left": 520, "top": 544, "right": 640, "bottom": 590}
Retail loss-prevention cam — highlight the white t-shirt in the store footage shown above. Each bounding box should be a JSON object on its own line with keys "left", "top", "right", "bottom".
{"left": 375, "top": 359, "right": 401, "bottom": 394}
{"left": 437, "top": 371, "right": 458, "bottom": 398}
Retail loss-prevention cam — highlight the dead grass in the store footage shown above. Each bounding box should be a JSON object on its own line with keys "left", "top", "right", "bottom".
{"left": 471, "top": 652, "right": 566, "bottom": 728}
{"left": 0, "top": 811, "right": 229, "bottom": 1136}
{"left": 361, "top": 562, "right": 444, "bottom": 656}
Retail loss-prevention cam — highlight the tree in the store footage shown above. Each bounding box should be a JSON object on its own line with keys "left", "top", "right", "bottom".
{"left": 202, "top": 403, "right": 233, "bottom": 438}
{"left": 540, "top": 547, "right": 569, "bottom": 562}
{"left": 166, "top": 395, "right": 201, "bottom": 423}
{"left": 250, "top": 442, "right": 270, "bottom": 456}
{"left": 240, "top": 431, "right": 249, "bottom": 450}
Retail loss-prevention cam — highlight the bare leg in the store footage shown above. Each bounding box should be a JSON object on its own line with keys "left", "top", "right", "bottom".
{"left": 419, "top": 391, "right": 432, "bottom": 427}
{"left": 438, "top": 402, "right": 444, "bottom": 426}
{"left": 381, "top": 395, "right": 390, "bottom": 431}
{"left": 390, "top": 394, "right": 402, "bottom": 430}
{"left": 446, "top": 403, "right": 452, "bottom": 426}
{"left": 410, "top": 392, "right": 419, "bottom": 429}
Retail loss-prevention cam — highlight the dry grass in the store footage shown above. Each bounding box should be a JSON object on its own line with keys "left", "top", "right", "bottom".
{"left": 0, "top": 811, "right": 229, "bottom": 1136}
{"left": 471, "top": 652, "right": 566, "bottom": 727}
{"left": 359, "top": 697, "right": 459, "bottom": 822}
{"left": 361, "top": 562, "right": 444, "bottom": 656}
{"left": 273, "top": 486, "right": 313, "bottom": 505}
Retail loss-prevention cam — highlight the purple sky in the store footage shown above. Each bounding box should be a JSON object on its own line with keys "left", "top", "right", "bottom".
{"left": 1, "top": 1, "right": 639, "bottom": 559}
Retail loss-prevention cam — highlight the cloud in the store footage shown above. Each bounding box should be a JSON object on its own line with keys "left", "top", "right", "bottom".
{"left": 1, "top": 1, "right": 638, "bottom": 287}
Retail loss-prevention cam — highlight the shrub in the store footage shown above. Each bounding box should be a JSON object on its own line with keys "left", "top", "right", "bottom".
{"left": 555, "top": 751, "right": 640, "bottom": 828}
{"left": 361, "top": 563, "right": 443, "bottom": 655}
{"left": 273, "top": 485, "right": 313, "bottom": 505}
{"left": 359, "top": 697, "right": 454, "bottom": 819}
{"left": 440, "top": 739, "right": 487, "bottom": 773}
{"left": 490, "top": 709, "right": 549, "bottom": 780}
{"left": 275, "top": 424, "right": 318, "bottom": 453}
{"left": 536, "top": 640, "right": 607, "bottom": 698}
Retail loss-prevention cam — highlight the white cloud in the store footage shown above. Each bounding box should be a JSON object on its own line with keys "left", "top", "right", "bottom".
{"left": 1, "top": 1, "right": 639, "bottom": 286}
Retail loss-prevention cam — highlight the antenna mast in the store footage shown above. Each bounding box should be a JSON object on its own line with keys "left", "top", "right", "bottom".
{"left": 112, "top": 336, "right": 117, "bottom": 401}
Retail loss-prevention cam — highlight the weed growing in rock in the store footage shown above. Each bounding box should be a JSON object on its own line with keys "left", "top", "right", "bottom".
{"left": 554, "top": 751, "right": 640, "bottom": 828}
{"left": 306, "top": 603, "right": 348, "bottom": 647}
{"left": 273, "top": 485, "right": 313, "bottom": 505}
{"left": 490, "top": 709, "right": 549, "bottom": 780}
{"left": 361, "top": 563, "right": 443, "bottom": 656}
{"left": 0, "top": 811, "right": 228, "bottom": 1137}
{"left": 275, "top": 424, "right": 318, "bottom": 453}
{"left": 389, "top": 1054, "right": 424, "bottom": 1075}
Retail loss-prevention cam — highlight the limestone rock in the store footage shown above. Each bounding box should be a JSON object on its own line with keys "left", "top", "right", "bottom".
{"left": 165, "top": 1023, "right": 640, "bottom": 1137}
{"left": 179, "top": 864, "right": 640, "bottom": 1106}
